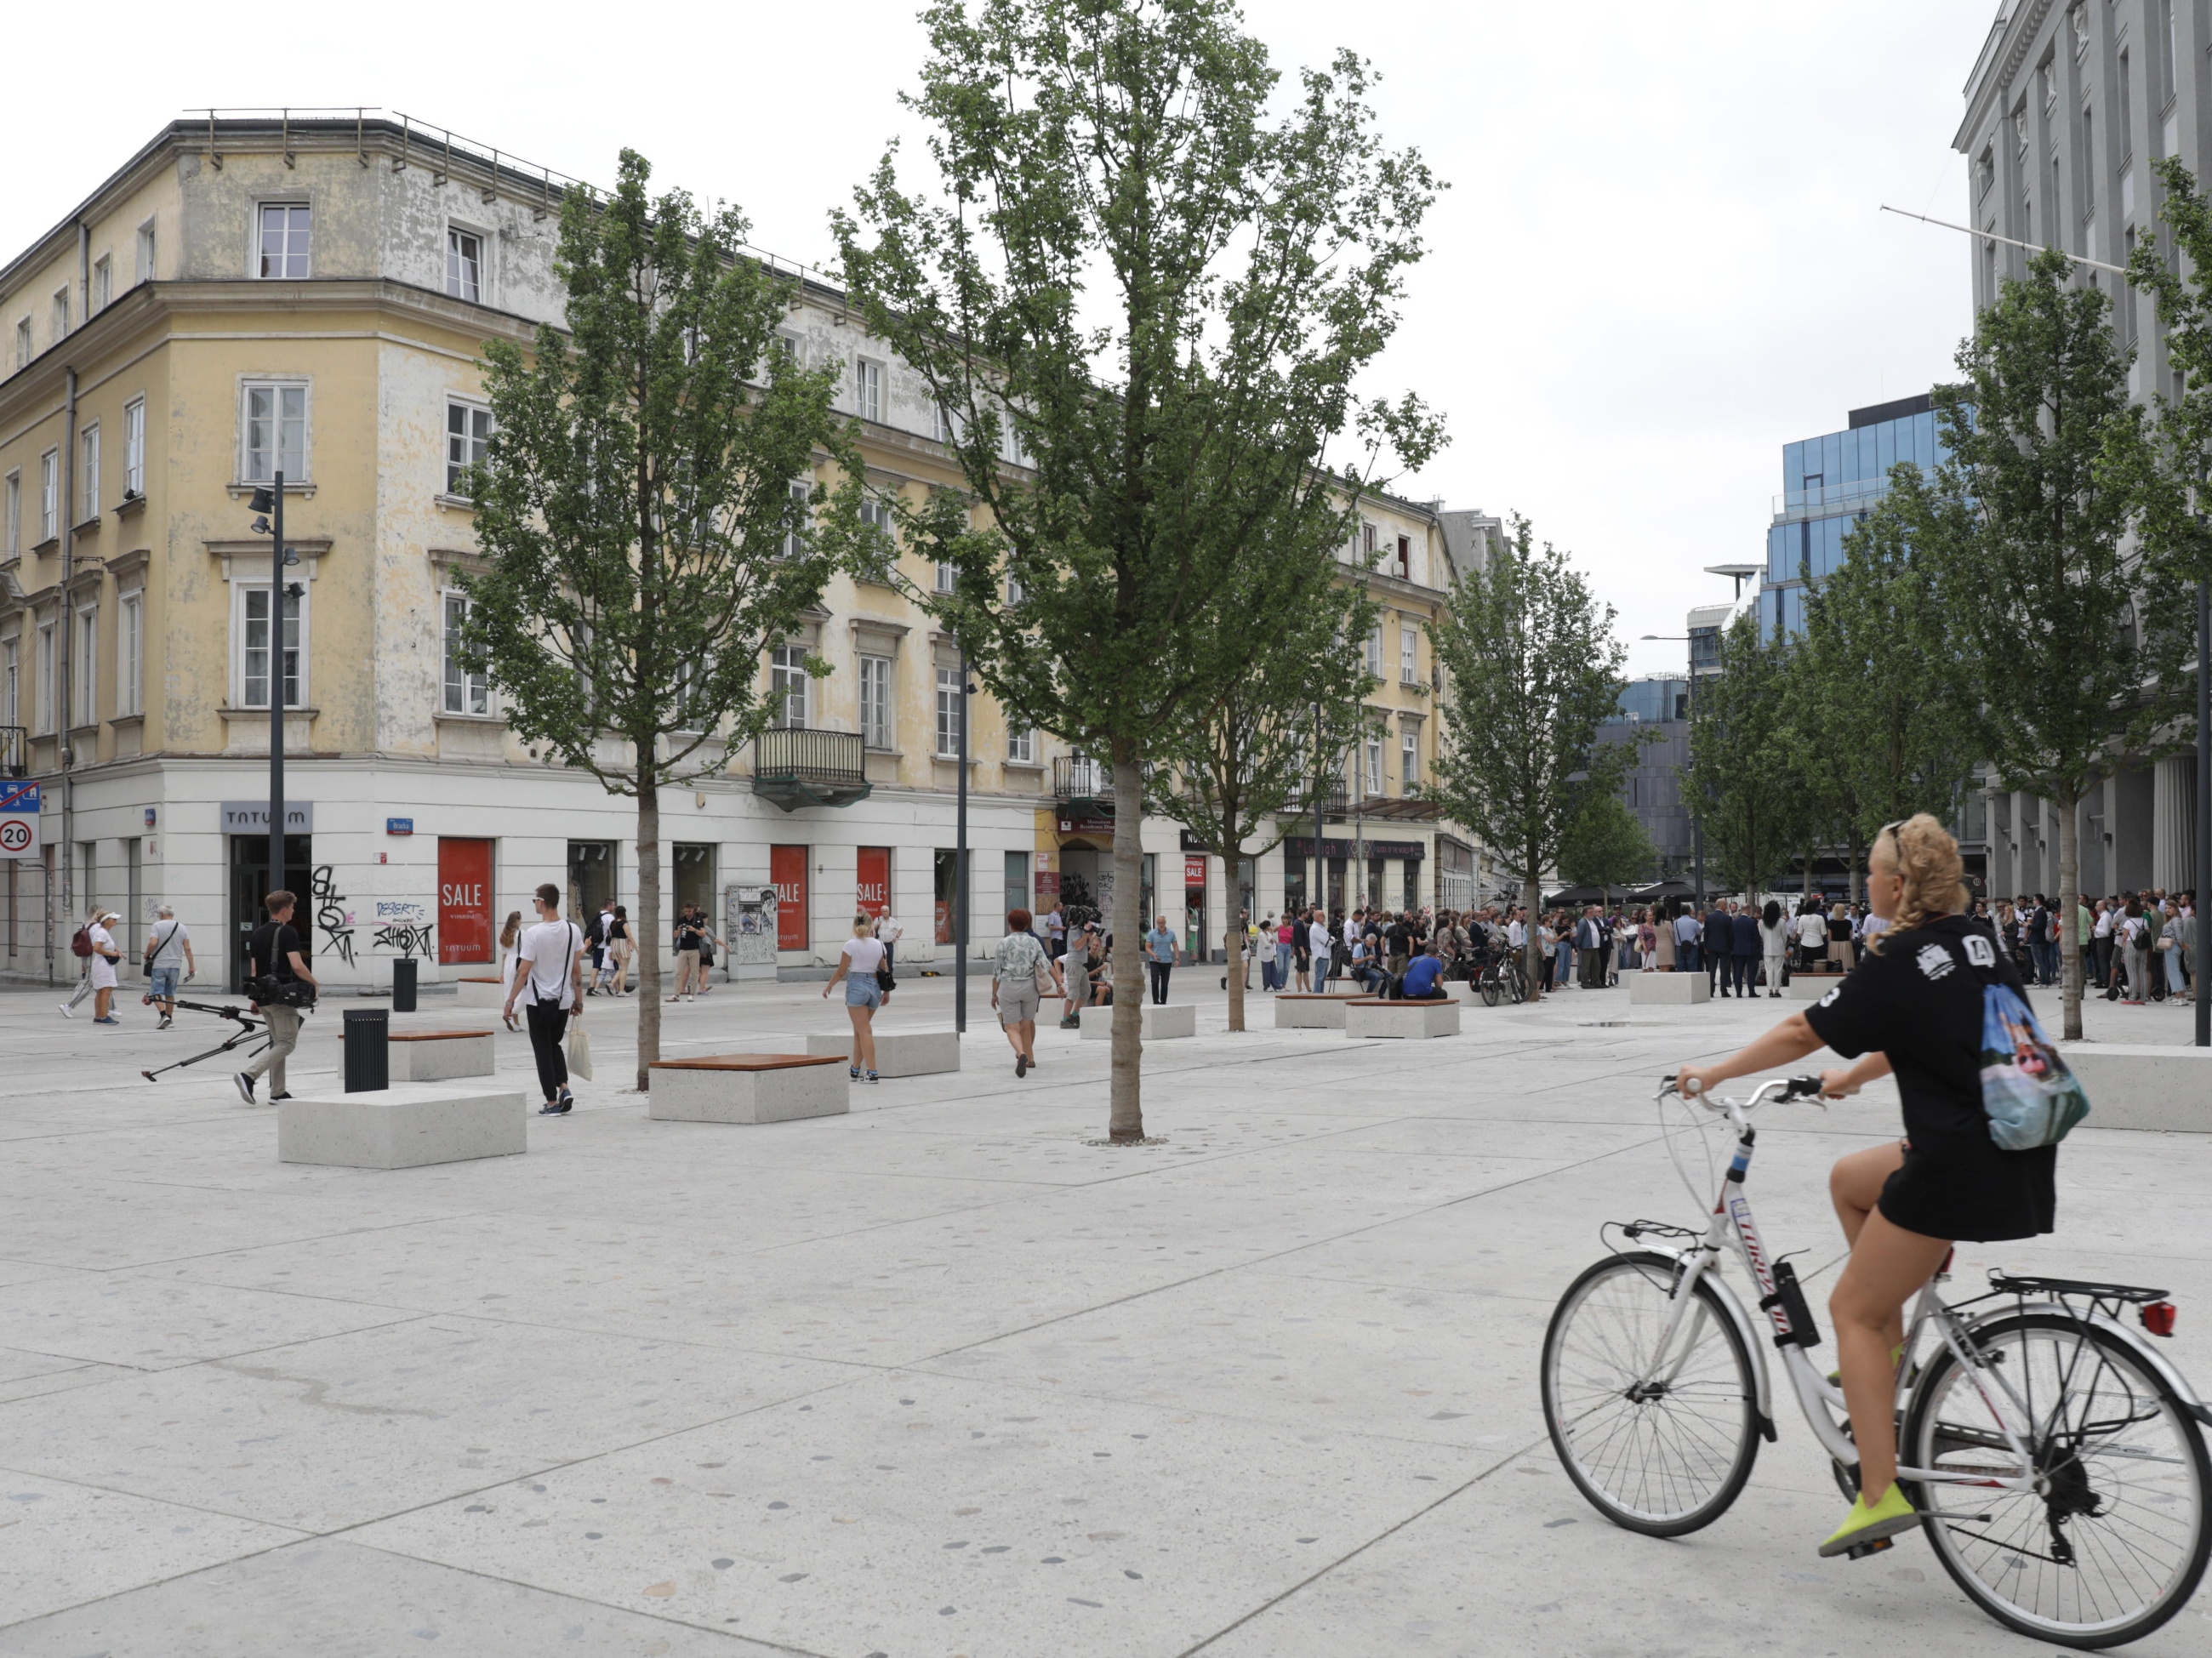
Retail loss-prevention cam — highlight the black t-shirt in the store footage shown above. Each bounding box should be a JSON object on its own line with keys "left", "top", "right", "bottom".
{"left": 675, "top": 915, "right": 704, "bottom": 951}
{"left": 249, "top": 920, "right": 304, "bottom": 983}
{"left": 1802, "top": 914, "right": 2023, "bottom": 1143}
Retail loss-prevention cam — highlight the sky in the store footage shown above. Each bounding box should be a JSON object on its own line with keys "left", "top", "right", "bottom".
{"left": 0, "top": 0, "right": 2000, "bottom": 681}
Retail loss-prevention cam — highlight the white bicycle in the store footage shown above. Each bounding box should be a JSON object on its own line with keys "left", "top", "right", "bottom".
{"left": 1540, "top": 1075, "right": 2212, "bottom": 1648}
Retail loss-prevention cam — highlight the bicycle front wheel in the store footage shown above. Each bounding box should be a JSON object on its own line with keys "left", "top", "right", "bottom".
{"left": 1479, "top": 969, "right": 1501, "bottom": 1008}
{"left": 1906, "top": 1312, "right": 2212, "bottom": 1649}
{"left": 1542, "top": 1251, "right": 1760, "bottom": 1536}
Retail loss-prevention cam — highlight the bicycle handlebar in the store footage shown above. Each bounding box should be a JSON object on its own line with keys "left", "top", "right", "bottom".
{"left": 1659, "top": 1074, "right": 1826, "bottom": 1111}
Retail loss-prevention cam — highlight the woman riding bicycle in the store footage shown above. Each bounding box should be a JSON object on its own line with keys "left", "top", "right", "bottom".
{"left": 1674, "top": 814, "right": 2056, "bottom": 1559}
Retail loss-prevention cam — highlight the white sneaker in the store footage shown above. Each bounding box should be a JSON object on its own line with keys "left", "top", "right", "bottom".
{"left": 58, "top": 1002, "right": 74, "bottom": 1018}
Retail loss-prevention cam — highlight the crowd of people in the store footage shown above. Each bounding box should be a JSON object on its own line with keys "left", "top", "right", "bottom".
{"left": 1981, "top": 891, "right": 2198, "bottom": 1006}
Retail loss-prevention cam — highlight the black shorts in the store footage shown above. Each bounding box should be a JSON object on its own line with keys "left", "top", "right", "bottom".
{"left": 1878, "top": 1131, "right": 2058, "bottom": 1243}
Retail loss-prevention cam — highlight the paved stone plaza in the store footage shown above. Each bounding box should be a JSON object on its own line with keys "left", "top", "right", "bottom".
{"left": 2, "top": 971, "right": 2208, "bottom": 1655}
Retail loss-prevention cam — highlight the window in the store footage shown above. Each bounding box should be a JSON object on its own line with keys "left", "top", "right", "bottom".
{"left": 769, "top": 643, "right": 809, "bottom": 729}
{"left": 858, "top": 653, "right": 893, "bottom": 749}
{"left": 75, "top": 606, "right": 96, "bottom": 725}
{"left": 117, "top": 594, "right": 142, "bottom": 717}
{"left": 38, "top": 449, "right": 59, "bottom": 543}
{"left": 935, "top": 664, "right": 962, "bottom": 756}
{"left": 35, "top": 621, "right": 56, "bottom": 732}
{"left": 1365, "top": 623, "right": 1383, "bottom": 678}
{"left": 1364, "top": 727, "right": 1384, "bottom": 795}
{"left": 14, "top": 317, "right": 29, "bottom": 369}
{"left": 446, "top": 400, "right": 492, "bottom": 495}
{"left": 3, "top": 471, "right": 17, "bottom": 556}
{"left": 442, "top": 592, "right": 488, "bottom": 715}
{"left": 2, "top": 637, "right": 16, "bottom": 730}
{"left": 1399, "top": 622, "right": 1417, "bottom": 685}
{"left": 52, "top": 288, "right": 69, "bottom": 342}
{"left": 935, "top": 560, "right": 957, "bottom": 595}
{"left": 933, "top": 402, "right": 955, "bottom": 444}
{"left": 1400, "top": 721, "right": 1420, "bottom": 787}
{"left": 2083, "top": 108, "right": 2095, "bottom": 215}
{"left": 857, "top": 497, "right": 895, "bottom": 576}
{"left": 242, "top": 382, "right": 308, "bottom": 481}
{"left": 854, "top": 358, "right": 884, "bottom": 423}
{"left": 1007, "top": 725, "right": 1035, "bottom": 764}
{"left": 239, "top": 586, "right": 303, "bottom": 709}
{"left": 90, "top": 255, "right": 111, "bottom": 315}
{"left": 1396, "top": 534, "right": 1411, "bottom": 578}
{"left": 780, "top": 480, "right": 811, "bottom": 560}
{"left": 1005, "top": 570, "right": 1025, "bottom": 605}
{"left": 258, "top": 203, "right": 311, "bottom": 279}
{"left": 78, "top": 424, "right": 99, "bottom": 522}
{"left": 1977, "top": 146, "right": 1995, "bottom": 199}
{"left": 446, "top": 228, "right": 482, "bottom": 302}
{"left": 123, "top": 398, "right": 145, "bottom": 498}
{"left": 136, "top": 217, "right": 157, "bottom": 284}
{"left": 1361, "top": 521, "right": 1377, "bottom": 561}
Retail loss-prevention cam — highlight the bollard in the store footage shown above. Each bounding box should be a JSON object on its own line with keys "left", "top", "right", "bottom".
{"left": 391, "top": 957, "right": 419, "bottom": 1014}
{"left": 343, "top": 1006, "right": 390, "bottom": 1093}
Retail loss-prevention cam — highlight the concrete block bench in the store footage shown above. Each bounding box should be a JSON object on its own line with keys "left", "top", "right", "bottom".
{"left": 279, "top": 1083, "right": 527, "bottom": 1169}
{"left": 1630, "top": 972, "right": 1709, "bottom": 1006}
{"left": 647, "top": 1053, "right": 849, "bottom": 1125}
{"left": 803, "top": 1028, "right": 960, "bottom": 1077}
{"left": 1784, "top": 973, "right": 1845, "bottom": 1003}
{"left": 455, "top": 977, "right": 508, "bottom": 1010}
{"left": 1080, "top": 1003, "right": 1196, "bottom": 1040}
{"left": 1274, "top": 993, "right": 1361, "bottom": 1029}
{"left": 2056, "top": 1045, "right": 2212, "bottom": 1132}
{"left": 1343, "top": 997, "right": 1461, "bottom": 1039}
{"left": 333, "top": 1028, "right": 496, "bottom": 1083}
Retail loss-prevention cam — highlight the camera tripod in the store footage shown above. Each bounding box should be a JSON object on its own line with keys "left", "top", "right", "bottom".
{"left": 140, "top": 998, "right": 271, "bottom": 1083}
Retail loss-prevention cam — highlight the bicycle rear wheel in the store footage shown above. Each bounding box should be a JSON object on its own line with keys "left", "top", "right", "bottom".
{"left": 1479, "top": 968, "right": 1501, "bottom": 1008}
{"left": 1542, "top": 1251, "right": 1760, "bottom": 1536}
{"left": 1906, "top": 1313, "right": 2211, "bottom": 1648}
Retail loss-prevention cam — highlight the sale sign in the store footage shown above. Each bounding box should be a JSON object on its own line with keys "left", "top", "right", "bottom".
{"left": 770, "top": 845, "right": 808, "bottom": 951}
{"left": 436, "top": 837, "right": 495, "bottom": 964}
{"left": 0, "top": 782, "right": 40, "bottom": 860}
{"left": 856, "top": 846, "right": 890, "bottom": 920}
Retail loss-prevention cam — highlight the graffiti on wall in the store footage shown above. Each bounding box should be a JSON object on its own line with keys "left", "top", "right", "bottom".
{"left": 371, "top": 898, "right": 436, "bottom": 960}
{"left": 311, "top": 865, "right": 356, "bottom": 966}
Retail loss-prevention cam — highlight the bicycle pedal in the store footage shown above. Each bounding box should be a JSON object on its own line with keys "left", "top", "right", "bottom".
{"left": 1843, "top": 1537, "right": 1895, "bottom": 1561}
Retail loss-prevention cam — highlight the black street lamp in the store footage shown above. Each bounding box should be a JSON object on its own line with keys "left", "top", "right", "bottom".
{"left": 246, "top": 479, "right": 301, "bottom": 904}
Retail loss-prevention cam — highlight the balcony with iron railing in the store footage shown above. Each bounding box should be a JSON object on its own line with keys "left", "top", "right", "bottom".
{"left": 0, "top": 726, "right": 26, "bottom": 779}
{"left": 1053, "top": 754, "right": 1118, "bottom": 810}
{"left": 751, "top": 728, "right": 871, "bottom": 812}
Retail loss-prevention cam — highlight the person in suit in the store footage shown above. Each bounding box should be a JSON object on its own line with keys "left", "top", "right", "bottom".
{"left": 1730, "top": 903, "right": 1763, "bottom": 997}
{"left": 1703, "top": 899, "right": 1736, "bottom": 997}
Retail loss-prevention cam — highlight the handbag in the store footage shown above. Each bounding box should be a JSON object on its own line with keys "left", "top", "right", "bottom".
{"left": 1961, "top": 932, "right": 2089, "bottom": 1149}
{"left": 566, "top": 1023, "right": 595, "bottom": 1083}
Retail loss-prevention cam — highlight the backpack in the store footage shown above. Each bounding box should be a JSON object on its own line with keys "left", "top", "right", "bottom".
{"left": 71, "top": 926, "right": 94, "bottom": 958}
{"left": 1960, "top": 931, "right": 2091, "bottom": 1150}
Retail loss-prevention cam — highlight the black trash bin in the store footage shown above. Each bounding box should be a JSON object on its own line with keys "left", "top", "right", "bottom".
{"left": 391, "top": 957, "right": 419, "bottom": 1014}
{"left": 343, "top": 1006, "right": 390, "bottom": 1093}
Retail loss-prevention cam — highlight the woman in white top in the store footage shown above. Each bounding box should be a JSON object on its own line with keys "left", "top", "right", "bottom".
{"left": 1757, "top": 901, "right": 1790, "bottom": 999}
{"left": 822, "top": 915, "right": 887, "bottom": 1080}
{"left": 497, "top": 910, "right": 525, "bottom": 1028}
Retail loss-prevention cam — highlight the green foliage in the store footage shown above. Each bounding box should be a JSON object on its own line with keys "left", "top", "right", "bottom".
{"left": 834, "top": 0, "right": 1443, "bottom": 1131}
{"left": 1684, "top": 612, "right": 1793, "bottom": 897}
{"left": 1557, "top": 788, "right": 1656, "bottom": 894}
{"left": 2126, "top": 157, "right": 2212, "bottom": 588}
{"left": 1427, "top": 516, "right": 1633, "bottom": 983}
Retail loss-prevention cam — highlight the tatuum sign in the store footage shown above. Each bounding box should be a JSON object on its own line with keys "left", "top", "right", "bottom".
{"left": 436, "top": 838, "right": 495, "bottom": 965}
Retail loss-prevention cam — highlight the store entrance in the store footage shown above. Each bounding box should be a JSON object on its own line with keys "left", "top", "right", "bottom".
{"left": 229, "top": 835, "right": 314, "bottom": 992}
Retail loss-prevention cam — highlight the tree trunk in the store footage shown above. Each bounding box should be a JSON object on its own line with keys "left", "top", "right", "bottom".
{"left": 1521, "top": 870, "right": 1544, "bottom": 998}
{"left": 1223, "top": 876, "right": 1245, "bottom": 1033}
{"left": 636, "top": 782, "right": 662, "bottom": 1091}
{"left": 1108, "top": 737, "right": 1145, "bottom": 1141}
{"left": 2056, "top": 787, "right": 2083, "bottom": 1042}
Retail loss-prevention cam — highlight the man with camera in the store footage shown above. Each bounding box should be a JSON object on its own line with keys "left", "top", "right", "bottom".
{"left": 235, "top": 890, "right": 317, "bottom": 1104}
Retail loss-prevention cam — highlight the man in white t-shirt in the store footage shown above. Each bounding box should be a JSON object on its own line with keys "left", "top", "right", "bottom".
{"left": 504, "top": 882, "right": 585, "bottom": 1116}
{"left": 875, "top": 911, "right": 905, "bottom": 972}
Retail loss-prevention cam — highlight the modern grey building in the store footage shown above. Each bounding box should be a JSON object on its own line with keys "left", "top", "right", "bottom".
{"left": 1956, "top": 0, "right": 2201, "bottom": 897}
{"left": 1599, "top": 675, "right": 1694, "bottom": 880}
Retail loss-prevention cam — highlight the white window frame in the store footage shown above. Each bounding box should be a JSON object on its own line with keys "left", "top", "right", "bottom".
{"left": 858, "top": 652, "right": 893, "bottom": 749}
{"left": 240, "top": 379, "right": 311, "bottom": 484}
{"left": 857, "top": 496, "right": 895, "bottom": 574}
{"left": 74, "top": 604, "right": 97, "bottom": 727}
{"left": 35, "top": 620, "right": 56, "bottom": 733}
{"left": 1400, "top": 721, "right": 1420, "bottom": 788}
{"left": 446, "top": 226, "right": 484, "bottom": 303}
{"left": 234, "top": 583, "right": 308, "bottom": 709}
{"left": 768, "top": 642, "right": 809, "bottom": 729}
{"left": 117, "top": 591, "right": 143, "bottom": 718}
{"left": 1400, "top": 622, "right": 1417, "bottom": 685}
{"left": 1006, "top": 571, "right": 1025, "bottom": 605}
{"left": 257, "top": 202, "right": 311, "bottom": 280}
{"left": 932, "top": 402, "right": 955, "bottom": 444}
{"left": 1364, "top": 726, "right": 1385, "bottom": 796}
{"left": 2, "top": 635, "right": 18, "bottom": 730}
{"left": 3, "top": 470, "right": 18, "bottom": 556}
{"left": 13, "top": 317, "right": 29, "bottom": 370}
{"left": 934, "top": 664, "right": 962, "bottom": 756}
{"left": 51, "top": 288, "right": 69, "bottom": 341}
{"left": 445, "top": 397, "right": 492, "bottom": 497}
{"left": 441, "top": 590, "right": 490, "bottom": 715}
{"left": 136, "top": 217, "right": 157, "bottom": 285}
{"left": 1007, "top": 724, "right": 1035, "bottom": 765}
{"left": 38, "top": 449, "right": 59, "bottom": 544}
{"left": 78, "top": 423, "right": 99, "bottom": 522}
{"left": 934, "top": 561, "right": 957, "bottom": 595}
{"left": 780, "top": 480, "right": 811, "bottom": 560}
{"left": 123, "top": 398, "right": 145, "bottom": 499}
{"left": 1365, "top": 623, "right": 1384, "bottom": 679}
{"left": 90, "top": 254, "right": 111, "bottom": 315}
{"left": 854, "top": 358, "right": 885, "bottom": 423}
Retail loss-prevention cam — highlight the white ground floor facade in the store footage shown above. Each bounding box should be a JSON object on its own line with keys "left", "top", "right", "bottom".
{"left": 1, "top": 755, "right": 1490, "bottom": 992}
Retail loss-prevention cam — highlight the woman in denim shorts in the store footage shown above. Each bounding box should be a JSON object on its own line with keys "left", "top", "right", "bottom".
{"left": 822, "top": 915, "right": 887, "bottom": 1080}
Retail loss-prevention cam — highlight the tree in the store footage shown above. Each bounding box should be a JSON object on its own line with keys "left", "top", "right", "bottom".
{"left": 2126, "top": 157, "right": 2212, "bottom": 594}
{"left": 835, "top": 0, "right": 1442, "bottom": 1139}
{"left": 1148, "top": 550, "right": 1379, "bottom": 1032}
{"left": 461, "top": 151, "right": 862, "bottom": 1087}
{"left": 1428, "top": 517, "right": 1633, "bottom": 995}
{"left": 1684, "top": 612, "right": 1794, "bottom": 900}
{"left": 1557, "top": 787, "right": 1656, "bottom": 902}
{"left": 1921, "top": 248, "right": 2186, "bottom": 1040}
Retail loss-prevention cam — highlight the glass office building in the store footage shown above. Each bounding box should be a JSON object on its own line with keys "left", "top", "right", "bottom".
{"left": 1759, "top": 391, "right": 1947, "bottom": 639}
{"left": 1595, "top": 675, "right": 1694, "bottom": 879}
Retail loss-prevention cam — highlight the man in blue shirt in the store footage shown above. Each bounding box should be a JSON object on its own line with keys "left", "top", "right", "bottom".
{"left": 1396, "top": 943, "right": 1449, "bottom": 1001}
{"left": 1143, "top": 915, "right": 1179, "bottom": 1005}
{"left": 1703, "top": 899, "right": 1736, "bottom": 997}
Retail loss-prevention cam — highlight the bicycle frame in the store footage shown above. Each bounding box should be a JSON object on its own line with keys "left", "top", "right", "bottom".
{"left": 1630, "top": 1080, "right": 2043, "bottom": 1495}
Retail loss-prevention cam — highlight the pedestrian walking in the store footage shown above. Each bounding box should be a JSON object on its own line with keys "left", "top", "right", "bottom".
{"left": 1291, "top": 913, "right": 1312, "bottom": 992}
{"left": 1674, "top": 903, "right": 1702, "bottom": 976}
{"left": 57, "top": 903, "right": 110, "bottom": 1019}
{"left": 822, "top": 914, "right": 887, "bottom": 1080}
{"left": 1144, "top": 914, "right": 1178, "bottom": 1005}
{"left": 1060, "top": 924, "right": 1097, "bottom": 1026}
{"left": 235, "top": 891, "right": 318, "bottom": 1103}
{"left": 584, "top": 898, "right": 616, "bottom": 995}
{"left": 607, "top": 905, "right": 632, "bottom": 995}
{"left": 1043, "top": 903, "right": 1065, "bottom": 961}
{"left": 78, "top": 909, "right": 126, "bottom": 1024}
{"left": 141, "top": 904, "right": 196, "bottom": 1028}
{"left": 991, "top": 907, "right": 1063, "bottom": 1077}
{"left": 503, "top": 883, "right": 584, "bottom": 1115}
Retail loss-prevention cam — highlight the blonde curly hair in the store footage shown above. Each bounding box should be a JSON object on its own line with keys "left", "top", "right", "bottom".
{"left": 1867, "top": 812, "right": 1967, "bottom": 952}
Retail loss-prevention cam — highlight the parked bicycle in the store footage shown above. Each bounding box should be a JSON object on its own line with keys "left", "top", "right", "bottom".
{"left": 1541, "top": 1075, "right": 2211, "bottom": 1648}
{"left": 1476, "top": 954, "right": 1527, "bottom": 1008}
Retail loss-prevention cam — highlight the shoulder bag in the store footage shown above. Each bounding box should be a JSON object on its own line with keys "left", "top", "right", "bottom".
{"left": 1958, "top": 929, "right": 2090, "bottom": 1150}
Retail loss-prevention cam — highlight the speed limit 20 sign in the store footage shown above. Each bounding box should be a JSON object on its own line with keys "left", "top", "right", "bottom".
{"left": 0, "top": 782, "right": 41, "bottom": 860}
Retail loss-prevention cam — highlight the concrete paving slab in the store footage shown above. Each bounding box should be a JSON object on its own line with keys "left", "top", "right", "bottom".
{"left": 0, "top": 1273, "right": 419, "bottom": 1370}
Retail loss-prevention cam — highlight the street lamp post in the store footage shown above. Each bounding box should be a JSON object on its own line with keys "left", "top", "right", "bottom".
{"left": 246, "top": 478, "right": 295, "bottom": 903}
{"left": 955, "top": 651, "right": 971, "bottom": 1035}
{"left": 2196, "top": 578, "right": 2209, "bottom": 1048}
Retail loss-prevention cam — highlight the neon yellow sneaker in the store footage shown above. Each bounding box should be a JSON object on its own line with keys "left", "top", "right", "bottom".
{"left": 1818, "top": 1481, "right": 1920, "bottom": 1558}
{"left": 1826, "top": 1342, "right": 1908, "bottom": 1388}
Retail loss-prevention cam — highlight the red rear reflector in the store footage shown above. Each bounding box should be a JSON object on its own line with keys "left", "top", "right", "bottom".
{"left": 2141, "top": 1302, "right": 2177, "bottom": 1338}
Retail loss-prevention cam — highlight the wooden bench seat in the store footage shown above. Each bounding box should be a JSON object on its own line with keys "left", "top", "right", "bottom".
{"left": 648, "top": 1051, "right": 849, "bottom": 1124}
